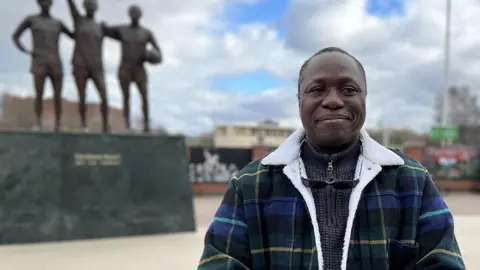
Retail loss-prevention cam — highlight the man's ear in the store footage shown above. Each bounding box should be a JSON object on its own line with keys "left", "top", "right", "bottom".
{"left": 297, "top": 92, "right": 301, "bottom": 109}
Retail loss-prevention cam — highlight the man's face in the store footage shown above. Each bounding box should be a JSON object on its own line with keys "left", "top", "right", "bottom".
{"left": 298, "top": 51, "right": 366, "bottom": 149}
{"left": 83, "top": 0, "right": 98, "bottom": 14}
{"left": 37, "top": 0, "right": 52, "bottom": 10}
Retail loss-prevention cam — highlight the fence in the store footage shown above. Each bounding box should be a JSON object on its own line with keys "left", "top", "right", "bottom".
{"left": 405, "top": 145, "right": 480, "bottom": 192}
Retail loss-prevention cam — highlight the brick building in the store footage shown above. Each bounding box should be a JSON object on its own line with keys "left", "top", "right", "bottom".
{"left": 0, "top": 93, "right": 126, "bottom": 132}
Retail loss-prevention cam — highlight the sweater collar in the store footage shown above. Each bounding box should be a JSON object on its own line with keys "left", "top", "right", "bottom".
{"left": 301, "top": 137, "right": 361, "bottom": 164}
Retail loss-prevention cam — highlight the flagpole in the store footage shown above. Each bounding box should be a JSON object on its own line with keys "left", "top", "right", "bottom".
{"left": 441, "top": 0, "right": 451, "bottom": 127}
{"left": 441, "top": 0, "right": 452, "bottom": 145}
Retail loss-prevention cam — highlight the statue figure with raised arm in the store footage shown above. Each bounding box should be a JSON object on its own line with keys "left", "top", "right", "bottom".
{"left": 67, "top": 0, "right": 109, "bottom": 132}
{"left": 12, "top": 0, "right": 74, "bottom": 131}
{"left": 103, "top": 5, "right": 162, "bottom": 133}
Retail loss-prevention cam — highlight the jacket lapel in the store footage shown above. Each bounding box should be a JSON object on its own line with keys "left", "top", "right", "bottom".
{"left": 341, "top": 157, "right": 382, "bottom": 270}
{"left": 283, "top": 158, "right": 323, "bottom": 269}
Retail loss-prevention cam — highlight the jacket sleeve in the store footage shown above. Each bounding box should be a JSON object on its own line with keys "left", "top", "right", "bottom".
{"left": 415, "top": 173, "right": 466, "bottom": 269}
{"left": 198, "top": 177, "right": 252, "bottom": 269}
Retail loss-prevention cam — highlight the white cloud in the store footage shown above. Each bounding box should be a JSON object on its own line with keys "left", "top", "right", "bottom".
{"left": 1, "top": 0, "right": 480, "bottom": 135}
{"left": 284, "top": 0, "right": 480, "bottom": 132}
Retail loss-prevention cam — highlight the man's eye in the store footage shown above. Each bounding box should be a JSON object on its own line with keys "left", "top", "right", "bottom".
{"left": 342, "top": 87, "right": 356, "bottom": 93}
{"left": 309, "top": 87, "right": 324, "bottom": 92}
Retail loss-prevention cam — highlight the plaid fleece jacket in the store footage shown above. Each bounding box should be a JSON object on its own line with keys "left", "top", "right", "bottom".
{"left": 198, "top": 129, "right": 465, "bottom": 270}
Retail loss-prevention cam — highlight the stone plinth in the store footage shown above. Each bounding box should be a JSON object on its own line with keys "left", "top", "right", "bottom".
{"left": 0, "top": 131, "right": 196, "bottom": 244}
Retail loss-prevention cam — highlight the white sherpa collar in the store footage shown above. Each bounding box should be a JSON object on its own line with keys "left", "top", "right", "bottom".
{"left": 261, "top": 127, "right": 404, "bottom": 167}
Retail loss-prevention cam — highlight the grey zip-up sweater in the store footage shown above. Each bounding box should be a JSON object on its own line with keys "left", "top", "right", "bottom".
{"left": 301, "top": 139, "right": 361, "bottom": 269}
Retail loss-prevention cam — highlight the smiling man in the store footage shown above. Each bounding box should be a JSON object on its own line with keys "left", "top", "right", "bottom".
{"left": 198, "top": 47, "right": 465, "bottom": 270}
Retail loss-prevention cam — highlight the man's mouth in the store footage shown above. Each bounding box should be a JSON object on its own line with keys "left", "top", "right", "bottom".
{"left": 315, "top": 114, "right": 350, "bottom": 123}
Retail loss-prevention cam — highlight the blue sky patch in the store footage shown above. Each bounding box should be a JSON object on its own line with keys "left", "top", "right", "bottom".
{"left": 223, "top": 0, "right": 288, "bottom": 39}
{"left": 366, "top": 0, "right": 405, "bottom": 18}
{"left": 212, "top": 69, "right": 281, "bottom": 93}
{"left": 225, "top": 0, "right": 289, "bottom": 25}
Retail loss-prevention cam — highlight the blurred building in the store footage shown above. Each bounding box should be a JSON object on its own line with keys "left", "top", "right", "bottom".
{"left": 0, "top": 93, "right": 126, "bottom": 132}
{"left": 213, "top": 120, "right": 296, "bottom": 148}
{"left": 186, "top": 132, "right": 214, "bottom": 147}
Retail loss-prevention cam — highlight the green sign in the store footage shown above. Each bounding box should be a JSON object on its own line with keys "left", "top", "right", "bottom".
{"left": 429, "top": 125, "right": 459, "bottom": 141}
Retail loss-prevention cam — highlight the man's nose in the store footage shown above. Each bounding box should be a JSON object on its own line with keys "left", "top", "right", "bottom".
{"left": 321, "top": 88, "right": 345, "bottom": 109}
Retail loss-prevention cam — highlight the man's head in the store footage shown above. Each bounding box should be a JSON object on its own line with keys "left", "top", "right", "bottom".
{"left": 83, "top": 0, "right": 98, "bottom": 17}
{"left": 37, "top": 0, "right": 52, "bottom": 11}
{"left": 298, "top": 47, "right": 367, "bottom": 150}
{"left": 128, "top": 5, "right": 142, "bottom": 23}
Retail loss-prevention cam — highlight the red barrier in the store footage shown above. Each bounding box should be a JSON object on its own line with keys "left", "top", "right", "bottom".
{"left": 193, "top": 183, "right": 228, "bottom": 195}
{"left": 436, "top": 180, "right": 480, "bottom": 192}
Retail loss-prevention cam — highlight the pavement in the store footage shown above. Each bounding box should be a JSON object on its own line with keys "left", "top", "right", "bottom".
{"left": 0, "top": 193, "right": 479, "bottom": 270}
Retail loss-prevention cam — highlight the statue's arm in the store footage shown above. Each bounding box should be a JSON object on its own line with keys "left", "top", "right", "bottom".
{"left": 11, "top": 17, "right": 31, "bottom": 55}
{"left": 66, "top": 0, "right": 81, "bottom": 22}
{"left": 148, "top": 31, "right": 162, "bottom": 62}
{"left": 61, "top": 22, "right": 74, "bottom": 39}
{"left": 102, "top": 23, "right": 121, "bottom": 40}
{"left": 148, "top": 31, "right": 161, "bottom": 51}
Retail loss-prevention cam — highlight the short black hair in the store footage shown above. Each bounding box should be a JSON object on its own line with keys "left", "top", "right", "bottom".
{"left": 297, "top": 47, "right": 366, "bottom": 93}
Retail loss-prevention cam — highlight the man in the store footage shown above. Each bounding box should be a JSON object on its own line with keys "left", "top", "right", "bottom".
{"left": 102, "top": 5, "right": 162, "bottom": 133}
{"left": 12, "top": 0, "right": 73, "bottom": 131}
{"left": 67, "top": 0, "right": 109, "bottom": 132}
{"left": 199, "top": 47, "right": 465, "bottom": 269}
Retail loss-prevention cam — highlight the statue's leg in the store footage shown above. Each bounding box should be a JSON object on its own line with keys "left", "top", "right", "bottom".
{"left": 118, "top": 67, "right": 131, "bottom": 131}
{"left": 134, "top": 66, "right": 149, "bottom": 133}
{"left": 50, "top": 66, "right": 63, "bottom": 132}
{"left": 32, "top": 72, "right": 46, "bottom": 130}
{"left": 91, "top": 69, "right": 109, "bottom": 132}
{"left": 73, "top": 66, "right": 88, "bottom": 131}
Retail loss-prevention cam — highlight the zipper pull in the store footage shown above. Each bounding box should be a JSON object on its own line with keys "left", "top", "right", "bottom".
{"left": 327, "top": 159, "right": 334, "bottom": 181}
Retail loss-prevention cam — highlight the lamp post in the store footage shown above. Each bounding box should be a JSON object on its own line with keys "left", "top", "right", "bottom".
{"left": 378, "top": 120, "right": 391, "bottom": 147}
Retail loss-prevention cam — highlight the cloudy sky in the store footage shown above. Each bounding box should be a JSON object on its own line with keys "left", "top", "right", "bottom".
{"left": 0, "top": 0, "right": 478, "bottom": 135}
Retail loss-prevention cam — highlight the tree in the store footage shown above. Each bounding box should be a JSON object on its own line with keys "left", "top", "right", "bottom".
{"left": 368, "top": 128, "right": 424, "bottom": 147}
{"left": 434, "top": 85, "right": 480, "bottom": 125}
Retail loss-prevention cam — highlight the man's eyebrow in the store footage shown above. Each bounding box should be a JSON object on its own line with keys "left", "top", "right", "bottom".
{"left": 306, "top": 75, "right": 359, "bottom": 83}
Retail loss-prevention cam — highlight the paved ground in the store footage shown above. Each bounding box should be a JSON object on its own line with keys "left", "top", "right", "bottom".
{"left": 0, "top": 193, "right": 479, "bottom": 270}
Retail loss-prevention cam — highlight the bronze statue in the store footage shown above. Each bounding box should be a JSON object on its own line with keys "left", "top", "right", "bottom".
{"left": 12, "top": 0, "right": 74, "bottom": 131}
{"left": 103, "top": 5, "right": 162, "bottom": 133}
{"left": 67, "top": 0, "right": 109, "bottom": 132}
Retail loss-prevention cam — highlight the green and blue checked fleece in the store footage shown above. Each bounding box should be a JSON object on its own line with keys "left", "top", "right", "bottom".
{"left": 199, "top": 153, "right": 465, "bottom": 270}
